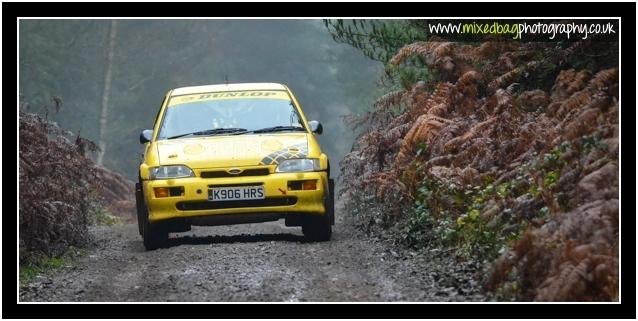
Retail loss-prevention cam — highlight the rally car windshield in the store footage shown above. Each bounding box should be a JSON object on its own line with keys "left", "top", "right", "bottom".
{"left": 157, "top": 97, "right": 305, "bottom": 140}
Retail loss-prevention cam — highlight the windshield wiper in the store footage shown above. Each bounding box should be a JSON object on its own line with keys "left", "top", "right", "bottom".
{"left": 167, "top": 128, "right": 247, "bottom": 139}
{"left": 251, "top": 126, "right": 307, "bottom": 134}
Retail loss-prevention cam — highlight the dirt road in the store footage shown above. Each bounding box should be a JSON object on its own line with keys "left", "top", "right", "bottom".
{"left": 19, "top": 205, "right": 486, "bottom": 302}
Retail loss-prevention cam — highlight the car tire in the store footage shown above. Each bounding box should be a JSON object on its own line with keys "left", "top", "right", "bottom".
{"left": 302, "top": 180, "right": 334, "bottom": 242}
{"left": 135, "top": 183, "right": 145, "bottom": 236}
{"left": 143, "top": 217, "right": 168, "bottom": 251}
{"left": 137, "top": 181, "right": 168, "bottom": 250}
{"left": 328, "top": 178, "right": 335, "bottom": 225}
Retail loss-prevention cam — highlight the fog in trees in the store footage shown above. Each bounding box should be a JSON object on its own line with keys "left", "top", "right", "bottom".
{"left": 19, "top": 19, "right": 383, "bottom": 178}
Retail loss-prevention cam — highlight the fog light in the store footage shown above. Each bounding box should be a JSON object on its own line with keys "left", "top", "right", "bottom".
{"left": 154, "top": 187, "right": 169, "bottom": 198}
{"left": 302, "top": 180, "right": 317, "bottom": 190}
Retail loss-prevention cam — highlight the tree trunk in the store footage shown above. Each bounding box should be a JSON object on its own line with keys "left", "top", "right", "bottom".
{"left": 97, "top": 20, "right": 117, "bottom": 166}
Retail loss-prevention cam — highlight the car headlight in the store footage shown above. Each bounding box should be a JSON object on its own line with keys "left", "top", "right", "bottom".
{"left": 149, "top": 165, "right": 194, "bottom": 180}
{"left": 275, "top": 158, "right": 320, "bottom": 173}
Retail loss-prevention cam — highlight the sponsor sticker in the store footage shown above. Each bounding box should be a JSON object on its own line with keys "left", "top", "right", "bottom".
{"left": 169, "top": 91, "right": 289, "bottom": 106}
{"left": 259, "top": 142, "right": 308, "bottom": 165}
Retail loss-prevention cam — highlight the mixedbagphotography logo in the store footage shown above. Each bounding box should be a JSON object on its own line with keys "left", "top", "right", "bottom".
{"left": 427, "top": 19, "right": 619, "bottom": 41}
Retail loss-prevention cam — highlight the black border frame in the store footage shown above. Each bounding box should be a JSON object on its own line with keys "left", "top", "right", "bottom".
{"left": 4, "top": 2, "right": 635, "bottom": 319}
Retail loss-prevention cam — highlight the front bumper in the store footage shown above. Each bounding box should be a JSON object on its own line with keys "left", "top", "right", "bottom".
{"left": 142, "top": 171, "right": 328, "bottom": 223}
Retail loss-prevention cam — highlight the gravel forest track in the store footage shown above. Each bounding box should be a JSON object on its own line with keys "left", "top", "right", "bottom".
{"left": 19, "top": 202, "right": 486, "bottom": 302}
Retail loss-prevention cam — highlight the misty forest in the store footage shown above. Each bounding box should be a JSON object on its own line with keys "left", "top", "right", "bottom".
{"left": 19, "top": 19, "right": 619, "bottom": 302}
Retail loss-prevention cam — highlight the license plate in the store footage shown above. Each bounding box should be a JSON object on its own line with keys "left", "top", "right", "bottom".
{"left": 208, "top": 186, "right": 265, "bottom": 201}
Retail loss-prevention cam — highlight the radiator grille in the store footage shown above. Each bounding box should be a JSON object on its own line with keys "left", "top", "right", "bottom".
{"left": 200, "top": 168, "right": 270, "bottom": 178}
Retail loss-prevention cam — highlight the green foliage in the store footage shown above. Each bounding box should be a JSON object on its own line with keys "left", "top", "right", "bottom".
{"left": 541, "top": 142, "right": 570, "bottom": 170}
{"left": 405, "top": 170, "right": 545, "bottom": 262}
{"left": 497, "top": 182, "right": 512, "bottom": 199}
{"left": 385, "top": 62, "right": 432, "bottom": 90}
{"left": 528, "top": 181, "right": 541, "bottom": 197}
{"left": 19, "top": 246, "right": 86, "bottom": 287}
{"left": 453, "top": 184, "right": 513, "bottom": 260}
{"left": 324, "top": 19, "right": 427, "bottom": 62}
{"left": 544, "top": 171, "right": 559, "bottom": 188}
{"left": 325, "top": 19, "right": 431, "bottom": 91}
{"left": 581, "top": 133, "right": 607, "bottom": 154}
{"left": 415, "top": 142, "right": 427, "bottom": 156}
{"left": 92, "top": 208, "right": 123, "bottom": 226}
{"left": 455, "top": 210, "right": 502, "bottom": 260}
{"left": 405, "top": 178, "right": 437, "bottom": 246}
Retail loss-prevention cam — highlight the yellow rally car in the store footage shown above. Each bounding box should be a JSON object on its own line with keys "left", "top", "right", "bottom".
{"left": 135, "top": 83, "right": 334, "bottom": 250}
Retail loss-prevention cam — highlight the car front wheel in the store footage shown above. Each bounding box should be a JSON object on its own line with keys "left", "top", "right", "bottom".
{"left": 302, "top": 179, "right": 334, "bottom": 242}
{"left": 135, "top": 183, "right": 145, "bottom": 236}
{"left": 142, "top": 211, "right": 168, "bottom": 250}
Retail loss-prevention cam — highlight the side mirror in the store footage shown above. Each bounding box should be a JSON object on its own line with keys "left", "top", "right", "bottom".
{"left": 139, "top": 129, "right": 153, "bottom": 144}
{"left": 308, "top": 120, "right": 323, "bottom": 135}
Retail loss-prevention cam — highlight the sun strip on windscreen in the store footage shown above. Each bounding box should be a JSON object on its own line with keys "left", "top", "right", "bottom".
{"left": 168, "top": 91, "right": 290, "bottom": 106}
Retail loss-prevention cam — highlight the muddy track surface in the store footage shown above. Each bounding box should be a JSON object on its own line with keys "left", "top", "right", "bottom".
{"left": 19, "top": 205, "right": 486, "bottom": 302}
